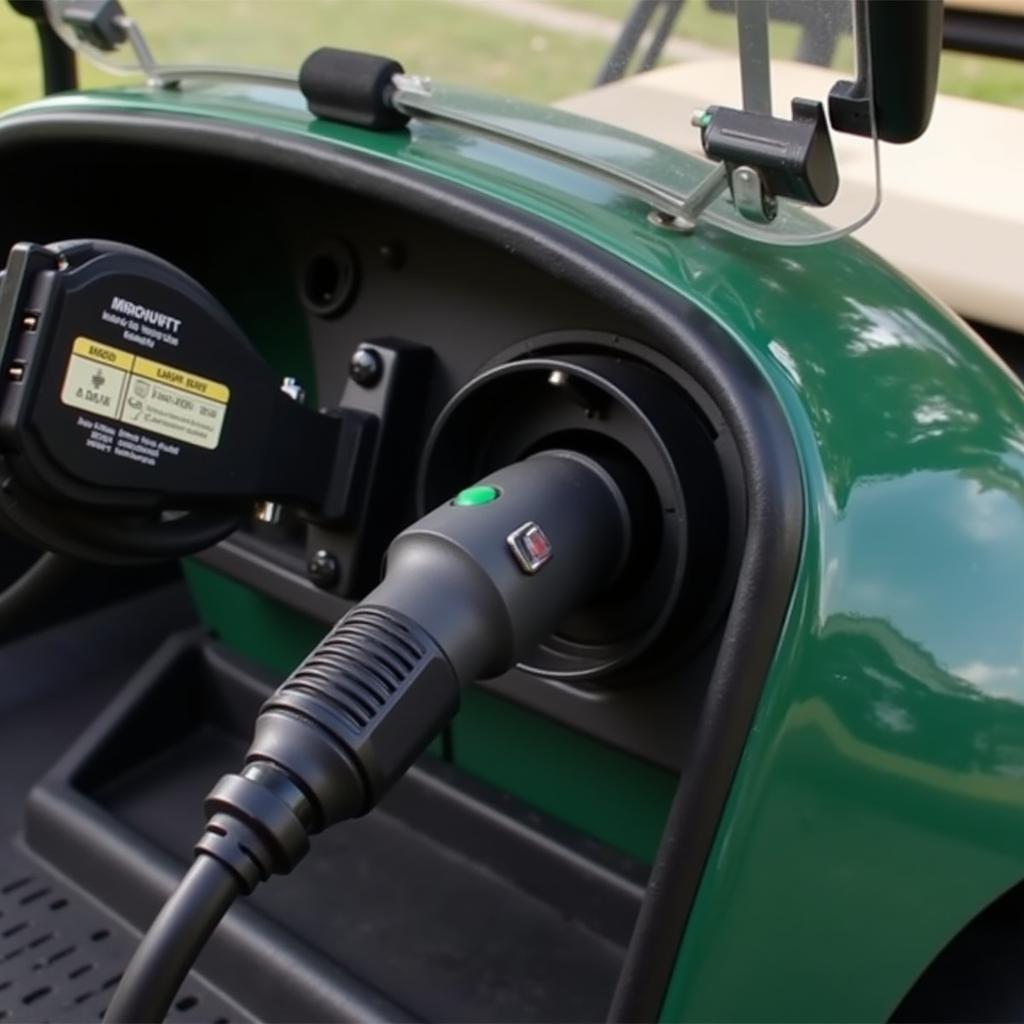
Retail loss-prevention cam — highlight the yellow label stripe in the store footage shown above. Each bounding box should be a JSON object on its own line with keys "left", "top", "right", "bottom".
{"left": 132, "top": 356, "right": 230, "bottom": 404}
{"left": 72, "top": 336, "right": 136, "bottom": 372}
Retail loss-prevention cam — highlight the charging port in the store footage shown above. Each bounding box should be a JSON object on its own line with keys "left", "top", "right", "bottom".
{"left": 419, "top": 351, "right": 733, "bottom": 684}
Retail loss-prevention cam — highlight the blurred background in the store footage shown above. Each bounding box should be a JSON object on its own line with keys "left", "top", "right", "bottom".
{"left": 2, "top": 0, "right": 1023, "bottom": 111}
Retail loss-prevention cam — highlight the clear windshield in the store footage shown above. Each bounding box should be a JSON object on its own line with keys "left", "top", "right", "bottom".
{"left": 42, "top": 0, "right": 880, "bottom": 245}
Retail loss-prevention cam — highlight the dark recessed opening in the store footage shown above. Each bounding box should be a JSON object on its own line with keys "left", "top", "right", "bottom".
{"left": 305, "top": 254, "right": 340, "bottom": 306}
{"left": 299, "top": 241, "right": 358, "bottom": 317}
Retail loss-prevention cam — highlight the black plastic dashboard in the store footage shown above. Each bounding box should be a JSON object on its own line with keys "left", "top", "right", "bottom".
{"left": 0, "top": 138, "right": 753, "bottom": 772}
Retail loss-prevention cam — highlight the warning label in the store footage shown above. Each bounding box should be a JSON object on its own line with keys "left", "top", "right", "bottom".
{"left": 61, "top": 344, "right": 129, "bottom": 418}
{"left": 60, "top": 337, "right": 229, "bottom": 451}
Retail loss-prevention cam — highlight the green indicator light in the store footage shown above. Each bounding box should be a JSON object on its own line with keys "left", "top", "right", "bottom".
{"left": 453, "top": 485, "right": 500, "bottom": 507}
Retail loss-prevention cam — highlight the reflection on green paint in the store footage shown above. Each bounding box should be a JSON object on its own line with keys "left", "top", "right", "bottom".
{"left": 660, "top": 255, "right": 1024, "bottom": 1019}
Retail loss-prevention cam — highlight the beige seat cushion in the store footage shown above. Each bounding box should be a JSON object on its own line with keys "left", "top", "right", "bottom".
{"left": 559, "top": 60, "right": 1024, "bottom": 333}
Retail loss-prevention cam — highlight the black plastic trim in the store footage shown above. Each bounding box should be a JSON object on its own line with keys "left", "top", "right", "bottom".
{"left": 0, "top": 108, "right": 805, "bottom": 1021}
{"left": 944, "top": 7, "right": 1024, "bottom": 60}
{"left": 970, "top": 319, "right": 1024, "bottom": 386}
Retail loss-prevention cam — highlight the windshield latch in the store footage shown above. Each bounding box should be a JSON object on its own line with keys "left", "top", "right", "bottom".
{"left": 692, "top": 99, "right": 840, "bottom": 224}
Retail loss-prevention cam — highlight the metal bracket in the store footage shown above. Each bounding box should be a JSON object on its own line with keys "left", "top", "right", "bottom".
{"left": 730, "top": 166, "right": 778, "bottom": 224}
{"left": 55, "top": 0, "right": 168, "bottom": 86}
{"left": 646, "top": 165, "right": 728, "bottom": 233}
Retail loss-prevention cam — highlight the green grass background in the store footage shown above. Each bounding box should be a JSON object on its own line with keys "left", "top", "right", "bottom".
{"left": 2, "top": 1, "right": 1023, "bottom": 111}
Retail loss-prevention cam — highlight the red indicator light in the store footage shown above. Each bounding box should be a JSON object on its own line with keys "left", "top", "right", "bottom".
{"left": 507, "top": 522, "right": 552, "bottom": 574}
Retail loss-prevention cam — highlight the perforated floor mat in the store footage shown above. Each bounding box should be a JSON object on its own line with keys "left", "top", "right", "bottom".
{"left": 0, "top": 848, "right": 236, "bottom": 1024}
{"left": 0, "top": 588, "right": 231, "bottom": 1022}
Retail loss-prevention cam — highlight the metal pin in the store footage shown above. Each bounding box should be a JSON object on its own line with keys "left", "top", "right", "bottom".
{"left": 21, "top": 314, "right": 38, "bottom": 331}
{"left": 648, "top": 164, "right": 729, "bottom": 234}
{"left": 253, "top": 501, "right": 281, "bottom": 525}
{"left": 546, "top": 368, "right": 607, "bottom": 418}
{"left": 253, "top": 377, "right": 305, "bottom": 525}
{"left": 7, "top": 364, "right": 24, "bottom": 382}
{"left": 393, "top": 73, "right": 433, "bottom": 96}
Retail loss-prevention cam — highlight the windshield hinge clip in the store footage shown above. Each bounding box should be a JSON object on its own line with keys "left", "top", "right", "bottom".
{"left": 695, "top": 99, "right": 840, "bottom": 223}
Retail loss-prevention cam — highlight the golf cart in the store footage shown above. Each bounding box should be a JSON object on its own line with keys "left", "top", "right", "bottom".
{"left": 0, "top": 1, "right": 1021, "bottom": 1021}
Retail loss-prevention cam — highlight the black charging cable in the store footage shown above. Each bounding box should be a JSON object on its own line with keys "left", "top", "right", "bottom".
{"left": 104, "top": 857, "right": 239, "bottom": 1021}
{"left": 105, "top": 450, "right": 632, "bottom": 1022}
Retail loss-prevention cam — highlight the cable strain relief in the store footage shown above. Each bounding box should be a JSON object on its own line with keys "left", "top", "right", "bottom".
{"left": 247, "top": 709, "right": 369, "bottom": 826}
{"left": 196, "top": 771, "right": 314, "bottom": 892}
{"left": 195, "top": 815, "right": 270, "bottom": 895}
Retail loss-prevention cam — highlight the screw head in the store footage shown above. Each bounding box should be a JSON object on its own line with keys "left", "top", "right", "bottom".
{"left": 349, "top": 345, "right": 383, "bottom": 387}
{"left": 280, "top": 376, "right": 305, "bottom": 403}
{"left": 253, "top": 500, "right": 281, "bottom": 525}
{"left": 307, "top": 549, "right": 340, "bottom": 589}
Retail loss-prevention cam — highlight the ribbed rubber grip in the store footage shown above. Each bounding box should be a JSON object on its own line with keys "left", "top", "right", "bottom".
{"left": 248, "top": 604, "right": 459, "bottom": 820}
{"left": 198, "top": 606, "right": 459, "bottom": 886}
{"left": 269, "top": 606, "right": 433, "bottom": 734}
